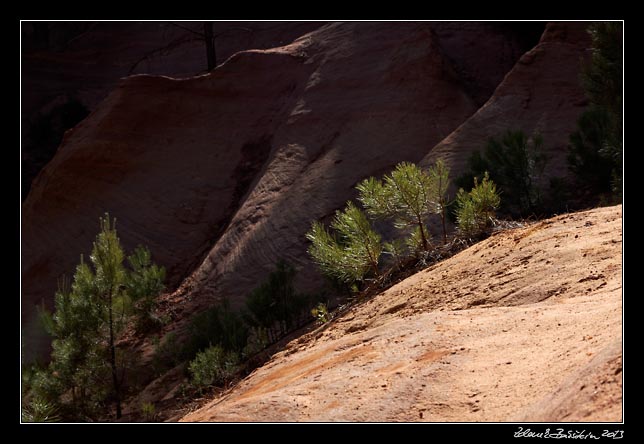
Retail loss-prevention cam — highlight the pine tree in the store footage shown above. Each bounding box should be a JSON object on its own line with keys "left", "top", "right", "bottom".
{"left": 427, "top": 159, "right": 451, "bottom": 244}
{"left": 331, "top": 201, "right": 382, "bottom": 278}
{"left": 33, "top": 213, "right": 165, "bottom": 420}
{"left": 383, "top": 238, "right": 407, "bottom": 269}
{"left": 582, "top": 22, "right": 622, "bottom": 120}
{"left": 568, "top": 22, "right": 622, "bottom": 199}
{"left": 126, "top": 245, "right": 166, "bottom": 332}
{"left": 244, "top": 261, "right": 308, "bottom": 342}
{"left": 306, "top": 201, "right": 382, "bottom": 285}
{"left": 90, "top": 215, "right": 127, "bottom": 419}
{"left": 457, "top": 131, "right": 546, "bottom": 215}
{"left": 567, "top": 107, "right": 614, "bottom": 194}
{"left": 22, "top": 398, "right": 61, "bottom": 422}
{"left": 455, "top": 172, "right": 501, "bottom": 237}
{"left": 37, "top": 272, "right": 107, "bottom": 419}
{"left": 357, "top": 162, "right": 435, "bottom": 251}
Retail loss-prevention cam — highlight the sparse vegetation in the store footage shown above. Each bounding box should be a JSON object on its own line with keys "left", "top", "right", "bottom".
{"left": 140, "top": 402, "right": 158, "bottom": 422}
{"left": 306, "top": 158, "right": 499, "bottom": 294}
{"left": 148, "top": 261, "right": 315, "bottom": 393}
{"left": 186, "top": 299, "right": 249, "bottom": 360}
{"left": 427, "top": 159, "right": 452, "bottom": 244}
{"left": 383, "top": 238, "right": 408, "bottom": 269}
{"left": 126, "top": 246, "right": 166, "bottom": 333}
{"left": 22, "top": 398, "right": 61, "bottom": 423}
{"left": 189, "top": 345, "right": 239, "bottom": 389}
{"left": 307, "top": 159, "right": 454, "bottom": 289}
{"left": 405, "top": 224, "right": 433, "bottom": 256}
{"left": 244, "top": 261, "right": 310, "bottom": 342}
{"left": 357, "top": 162, "right": 436, "bottom": 251}
{"left": 568, "top": 108, "right": 615, "bottom": 196}
{"left": 311, "top": 302, "right": 331, "bottom": 324}
{"left": 568, "top": 22, "right": 622, "bottom": 201}
{"left": 304, "top": 159, "right": 500, "bottom": 322}
{"left": 306, "top": 201, "right": 382, "bottom": 286}
{"left": 456, "top": 130, "right": 547, "bottom": 215}
{"left": 21, "top": 22, "right": 623, "bottom": 423}
{"left": 26, "top": 160, "right": 500, "bottom": 422}
{"left": 455, "top": 172, "right": 501, "bottom": 238}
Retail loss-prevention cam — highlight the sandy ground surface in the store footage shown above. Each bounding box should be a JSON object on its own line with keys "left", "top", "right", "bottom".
{"left": 181, "top": 205, "right": 622, "bottom": 422}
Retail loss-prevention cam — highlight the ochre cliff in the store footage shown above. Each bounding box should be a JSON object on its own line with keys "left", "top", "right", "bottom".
{"left": 23, "top": 22, "right": 582, "bottom": 363}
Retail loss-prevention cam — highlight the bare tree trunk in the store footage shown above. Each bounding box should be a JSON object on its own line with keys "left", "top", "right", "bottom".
{"left": 371, "top": 260, "right": 380, "bottom": 277}
{"left": 417, "top": 216, "right": 429, "bottom": 251}
{"left": 203, "top": 22, "right": 216, "bottom": 71}
{"left": 441, "top": 206, "right": 447, "bottom": 244}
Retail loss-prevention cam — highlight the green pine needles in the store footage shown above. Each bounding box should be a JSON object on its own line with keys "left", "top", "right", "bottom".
{"left": 307, "top": 159, "right": 473, "bottom": 287}
{"left": 358, "top": 162, "right": 433, "bottom": 251}
{"left": 184, "top": 261, "right": 313, "bottom": 390}
{"left": 306, "top": 201, "right": 382, "bottom": 285}
{"left": 455, "top": 172, "right": 501, "bottom": 238}
{"left": 358, "top": 160, "right": 451, "bottom": 248}
{"left": 244, "top": 261, "right": 309, "bottom": 342}
{"left": 428, "top": 159, "right": 451, "bottom": 244}
{"left": 456, "top": 130, "right": 547, "bottom": 215}
{"left": 30, "top": 213, "right": 165, "bottom": 421}
{"left": 568, "top": 22, "right": 622, "bottom": 200}
{"left": 127, "top": 246, "right": 166, "bottom": 332}
{"left": 22, "top": 398, "right": 61, "bottom": 423}
{"left": 189, "top": 345, "right": 239, "bottom": 390}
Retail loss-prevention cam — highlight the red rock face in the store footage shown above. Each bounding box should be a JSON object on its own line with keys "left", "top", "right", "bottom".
{"left": 21, "top": 48, "right": 316, "bottom": 360}
{"left": 430, "top": 21, "right": 546, "bottom": 107}
{"left": 420, "top": 22, "right": 591, "bottom": 187}
{"left": 179, "top": 23, "right": 480, "bottom": 312}
{"left": 21, "top": 21, "right": 326, "bottom": 199}
{"left": 22, "top": 21, "right": 552, "bottom": 361}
